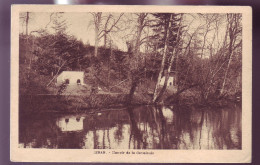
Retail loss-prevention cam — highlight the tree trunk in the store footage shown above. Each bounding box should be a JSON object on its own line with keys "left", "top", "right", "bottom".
{"left": 127, "top": 78, "right": 139, "bottom": 104}
{"left": 25, "top": 12, "right": 30, "bottom": 71}
{"left": 126, "top": 13, "right": 148, "bottom": 103}
{"left": 220, "top": 50, "right": 233, "bottom": 95}
{"left": 220, "top": 14, "right": 237, "bottom": 96}
{"left": 26, "top": 12, "right": 29, "bottom": 36}
{"left": 154, "top": 46, "right": 178, "bottom": 103}
{"left": 154, "top": 72, "right": 169, "bottom": 103}
{"left": 104, "top": 34, "right": 107, "bottom": 48}
{"left": 153, "top": 14, "right": 183, "bottom": 103}
{"left": 175, "top": 50, "right": 179, "bottom": 88}
{"left": 46, "top": 61, "right": 66, "bottom": 87}
{"left": 152, "top": 14, "right": 173, "bottom": 103}
{"left": 28, "top": 37, "right": 35, "bottom": 69}
{"left": 94, "top": 28, "right": 99, "bottom": 57}
{"left": 108, "top": 40, "right": 112, "bottom": 89}
{"left": 93, "top": 12, "right": 102, "bottom": 57}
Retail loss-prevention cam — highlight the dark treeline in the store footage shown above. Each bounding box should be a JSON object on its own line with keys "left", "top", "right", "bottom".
{"left": 19, "top": 12, "right": 242, "bottom": 110}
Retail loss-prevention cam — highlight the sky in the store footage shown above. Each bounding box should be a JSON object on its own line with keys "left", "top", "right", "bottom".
{"left": 19, "top": 12, "right": 133, "bottom": 51}
{"left": 19, "top": 12, "right": 227, "bottom": 55}
{"left": 20, "top": 12, "right": 95, "bottom": 44}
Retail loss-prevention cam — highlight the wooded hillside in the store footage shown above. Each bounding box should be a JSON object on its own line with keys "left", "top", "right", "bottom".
{"left": 19, "top": 12, "right": 242, "bottom": 106}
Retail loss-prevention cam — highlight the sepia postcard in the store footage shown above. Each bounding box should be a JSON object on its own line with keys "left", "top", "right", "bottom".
{"left": 10, "top": 5, "right": 252, "bottom": 163}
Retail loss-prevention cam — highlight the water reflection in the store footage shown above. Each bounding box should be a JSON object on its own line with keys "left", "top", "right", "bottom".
{"left": 56, "top": 116, "right": 85, "bottom": 132}
{"left": 19, "top": 104, "right": 241, "bottom": 149}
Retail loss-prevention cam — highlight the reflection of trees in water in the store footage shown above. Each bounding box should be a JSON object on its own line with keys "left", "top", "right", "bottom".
{"left": 126, "top": 104, "right": 242, "bottom": 150}
{"left": 83, "top": 109, "right": 130, "bottom": 149}
{"left": 150, "top": 106, "right": 168, "bottom": 149}
{"left": 127, "top": 106, "right": 144, "bottom": 149}
{"left": 113, "top": 111, "right": 125, "bottom": 144}
{"left": 173, "top": 104, "right": 242, "bottom": 149}
{"left": 114, "top": 123, "right": 124, "bottom": 143}
{"left": 19, "top": 113, "right": 86, "bottom": 149}
{"left": 19, "top": 104, "right": 241, "bottom": 149}
{"left": 127, "top": 106, "right": 176, "bottom": 149}
{"left": 58, "top": 131, "right": 85, "bottom": 149}
{"left": 173, "top": 105, "right": 194, "bottom": 149}
{"left": 19, "top": 113, "right": 59, "bottom": 148}
{"left": 19, "top": 114, "right": 88, "bottom": 149}
{"left": 126, "top": 106, "right": 170, "bottom": 149}
{"left": 212, "top": 104, "right": 242, "bottom": 149}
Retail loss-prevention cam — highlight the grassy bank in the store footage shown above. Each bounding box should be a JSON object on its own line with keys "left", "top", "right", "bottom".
{"left": 19, "top": 94, "right": 129, "bottom": 113}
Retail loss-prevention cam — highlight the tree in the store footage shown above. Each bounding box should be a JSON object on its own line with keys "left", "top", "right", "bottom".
{"left": 19, "top": 12, "right": 30, "bottom": 35}
{"left": 151, "top": 13, "right": 183, "bottom": 103}
{"left": 26, "top": 12, "right": 29, "bottom": 35}
{"left": 124, "top": 13, "right": 151, "bottom": 104}
{"left": 219, "top": 13, "right": 242, "bottom": 96}
{"left": 90, "top": 12, "right": 124, "bottom": 57}
{"left": 26, "top": 12, "right": 86, "bottom": 87}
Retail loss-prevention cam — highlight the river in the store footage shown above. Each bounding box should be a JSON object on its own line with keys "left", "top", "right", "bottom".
{"left": 19, "top": 104, "right": 241, "bottom": 149}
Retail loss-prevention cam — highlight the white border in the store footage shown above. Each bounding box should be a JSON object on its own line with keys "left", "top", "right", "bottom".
{"left": 10, "top": 5, "right": 252, "bottom": 163}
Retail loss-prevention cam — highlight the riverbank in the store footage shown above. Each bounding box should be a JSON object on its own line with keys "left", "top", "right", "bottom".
{"left": 19, "top": 90, "right": 241, "bottom": 114}
{"left": 19, "top": 94, "right": 126, "bottom": 113}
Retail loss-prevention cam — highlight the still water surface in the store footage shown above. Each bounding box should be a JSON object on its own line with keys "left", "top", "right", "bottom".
{"left": 19, "top": 104, "right": 241, "bottom": 149}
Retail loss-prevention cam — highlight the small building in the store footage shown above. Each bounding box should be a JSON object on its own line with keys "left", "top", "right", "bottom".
{"left": 160, "top": 76, "right": 174, "bottom": 86}
{"left": 159, "top": 72, "right": 175, "bottom": 86}
{"left": 56, "top": 71, "right": 85, "bottom": 86}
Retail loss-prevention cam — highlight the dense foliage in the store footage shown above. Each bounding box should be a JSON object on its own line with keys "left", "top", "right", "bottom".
{"left": 19, "top": 12, "right": 242, "bottom": 108}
